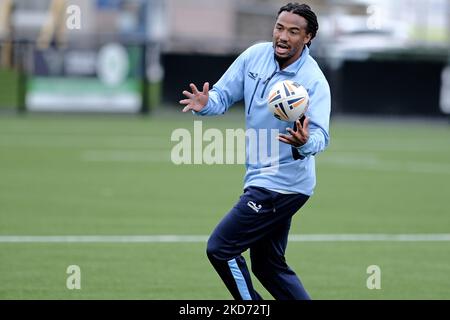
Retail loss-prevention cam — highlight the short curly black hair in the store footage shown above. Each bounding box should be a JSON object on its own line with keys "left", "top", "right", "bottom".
{"left": 277, "top": 3, "right": 319, "bottom": 47}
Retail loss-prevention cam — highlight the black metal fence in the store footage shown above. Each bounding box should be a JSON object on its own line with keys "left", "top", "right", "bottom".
{"left": 162, "top": 51, "right": 450, "bottom": 117}
{"left": 1, "top": 39, "right": 449, "bottom": 117}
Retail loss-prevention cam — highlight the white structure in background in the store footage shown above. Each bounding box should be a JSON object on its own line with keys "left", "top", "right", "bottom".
{"left": 387, "top": 0, "right": 449, "bottom": 47}
{"left": 164, "top": 0, "right": 235, "bottom": 53}
{"left": 146, "top": 0, "right": 166, "bottom": 83}
{"left": 319, "top": 0, "right": 450, "bottom": 67}
{"left": 441, "top": 65, "right": 450, "bottom": 114}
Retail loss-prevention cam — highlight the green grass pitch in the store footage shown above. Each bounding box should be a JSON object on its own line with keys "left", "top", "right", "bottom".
{"left": 0, "top": 111, "right": 449, "bottom": 299}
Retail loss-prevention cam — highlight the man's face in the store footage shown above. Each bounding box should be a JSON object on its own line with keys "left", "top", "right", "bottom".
{"left": 273, "top": 11, "right": 312, "bottom": 68}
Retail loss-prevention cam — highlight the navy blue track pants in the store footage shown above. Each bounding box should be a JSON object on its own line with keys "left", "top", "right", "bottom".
{"left": 206, "top": 186, "right": 310, "bottom": 300}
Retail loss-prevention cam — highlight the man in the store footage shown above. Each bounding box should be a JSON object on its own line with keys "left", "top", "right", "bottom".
{"left": 179, "top": 3, "right": 331, "bottom": 300}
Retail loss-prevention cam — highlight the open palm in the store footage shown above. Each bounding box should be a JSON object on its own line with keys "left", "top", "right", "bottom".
{"left": 180, "top": 83, "right": 210, "bottom": 113}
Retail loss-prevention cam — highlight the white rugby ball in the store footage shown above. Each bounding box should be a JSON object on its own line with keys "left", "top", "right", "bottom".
{"left": 267, "top": 80, "right": 309, "bottom": 122}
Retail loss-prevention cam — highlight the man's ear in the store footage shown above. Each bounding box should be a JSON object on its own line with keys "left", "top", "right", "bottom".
{"left": 304, "top": 33, "right": 312, "bottom": 45}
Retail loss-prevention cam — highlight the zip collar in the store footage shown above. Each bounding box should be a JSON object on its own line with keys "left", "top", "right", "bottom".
{"left": 273, "top": 45, "right": 310, "bottom": 76}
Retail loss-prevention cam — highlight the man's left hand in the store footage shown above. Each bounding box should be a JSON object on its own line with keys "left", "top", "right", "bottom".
{"left": 278, "top": 117, "right": 310, "bottom": 148}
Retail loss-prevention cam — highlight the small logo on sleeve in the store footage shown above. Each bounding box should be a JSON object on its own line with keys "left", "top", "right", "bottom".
{"left": 248, "top": 72, "right": 258, "bottom": 80}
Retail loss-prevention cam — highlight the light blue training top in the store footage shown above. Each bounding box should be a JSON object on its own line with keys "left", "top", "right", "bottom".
{"left": 195, "top": 42, "right": 331, "bottom": 196}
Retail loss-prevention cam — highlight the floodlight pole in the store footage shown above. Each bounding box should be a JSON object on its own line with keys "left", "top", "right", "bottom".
{"left": 141, "top": 41, "right": 150, "bottom": 115}
{"left": 16, "top": 40, "right": 27, "bottom": 114}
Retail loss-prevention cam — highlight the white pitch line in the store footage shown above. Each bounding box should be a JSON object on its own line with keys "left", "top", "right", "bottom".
{"left": 288, "top": 234, "right": 450, "bottom": 242}
{"left": 319, "top": 154, "right": 450, "bottom": 175}
{"left": 81, "top": 150, "right": 170, "bottom": 163}
{"left": 0, "top": 235, "right": 207, "bottom": 243}
{"left": 1, "top": 234, "right": 450, "bottom": 243}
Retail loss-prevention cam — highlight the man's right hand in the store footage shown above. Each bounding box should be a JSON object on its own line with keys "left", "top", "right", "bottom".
{"left": 180, "top": 82, "right": 210, "bottom": 113}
